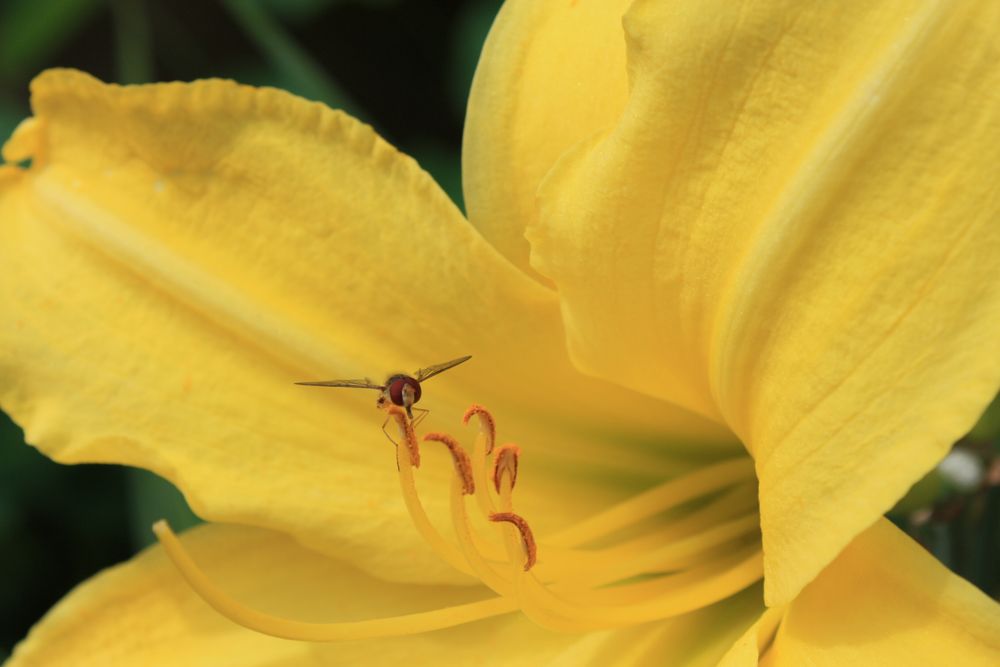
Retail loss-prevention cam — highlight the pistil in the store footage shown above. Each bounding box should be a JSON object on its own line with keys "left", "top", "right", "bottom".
{"left": 151, "top": 520, "right": 516, "bottom": 640}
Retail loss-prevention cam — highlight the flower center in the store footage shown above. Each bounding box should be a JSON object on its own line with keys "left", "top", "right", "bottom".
{"left": 154, "top": 404, "right": 761, "bottom": 640}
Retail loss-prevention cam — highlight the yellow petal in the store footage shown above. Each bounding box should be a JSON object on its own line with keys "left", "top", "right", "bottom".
{"left": 0, "top": 70, "right": 729, "bottom": 586}
{"left": 8, "top": 523, "right": 538, "bottom": 666}
{"left": 716, "top": 607, "right": 784, "bottom": 667}
{"left": 532, "top": 0, "right": 1000, "bottom": 603}
{"left": 462, "top": 0, "right": 631, "bottom": 274}
{"left": 9, "top": 523, "right": 763, "bottom": 666}
{"left": 760, "top": 519, "right": 1000, "bottom": 666}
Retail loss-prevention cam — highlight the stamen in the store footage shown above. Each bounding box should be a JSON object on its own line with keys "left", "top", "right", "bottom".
{"left": 468, "top": 408, "right": 499, "bottom": 518}
{"left": 539, "top": 482, "right": 756, "bottom": 571}
{"left": 558, "top": 512, "right": 761, "bottom": 588}
{"left": 516, "top": 547, "right": 762, "bottom": 629}
{"left": 490, "top": 512, "right": 537, "bottom": 571}
{"left": 547, "top": 457, "right": 755, "bottom": 547}
{"left": 492, "top": 444, "right": 521, "bottom": 495}
{"left": 388, "top": 408, "right": 472, "bottom": 575}
{"left": 448, "top": 477, "right": 516, "bottom": 596}
{"left": 462, "top": 404, "right": 495, "bottom": 454}
{"left": 423, "top": 432, "right": 475, "bottom": 495}
{"left": 152, "top": 520, "right": 516, "bottom": 641}
{"left": 158, "top": 400, "right": 764, "bottom": 641}
{"left": 552, "top": 543, "right": 760, "bottom": 605}
{"left": 386, "top": 406, "right": 420, "bottom": 467}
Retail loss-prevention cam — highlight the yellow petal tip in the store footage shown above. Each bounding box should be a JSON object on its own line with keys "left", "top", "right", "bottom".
{"left": 2, "top": 116, "right": 44, "bottom": 165}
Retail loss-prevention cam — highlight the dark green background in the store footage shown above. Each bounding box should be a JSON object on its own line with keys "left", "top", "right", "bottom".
{"left": 0, "top": 0, "right": 997, "bottom": 658}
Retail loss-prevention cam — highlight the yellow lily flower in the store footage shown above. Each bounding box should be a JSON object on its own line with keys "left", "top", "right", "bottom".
{"left": 3, "top": 0, "right": 999, "bottom": 664}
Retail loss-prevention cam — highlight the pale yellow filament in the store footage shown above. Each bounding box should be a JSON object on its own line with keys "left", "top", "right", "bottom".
{"left": 547, "top": 457, "right": 756, "bottom": 547}
{"left": 493, "top": 471, "right": 574, "bottom": 631}
{"left": 393, "top": 427, "right": 474, "bottom": 576}
{"left": 152, "top": 520, "right": 516, "bottom": 641}
{"left": 556, "top": 512, "right": 761, "bottom": 587}
{"left": 516, "top": 547, "right": 762, "bottom": 629}
{"left": 531, "top": 482, "right": 758, "bottom": 581}
{"left": 449, "top": 476, "right": 515, "bottom": 596}
{"left": 469, "top": 420, "right": 498, "bottom": 518}
{"left": 491, "top": 469, "right": 603, "bottom": 633}
{"left": 553, "top": 543, "right": 761, "bottom": 605}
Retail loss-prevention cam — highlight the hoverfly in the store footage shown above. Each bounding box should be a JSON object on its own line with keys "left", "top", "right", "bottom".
{"left": 296, "top": 355, "right": 471, "bottom": 431}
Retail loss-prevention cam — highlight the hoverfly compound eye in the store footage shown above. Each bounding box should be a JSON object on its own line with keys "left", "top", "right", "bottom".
{"left": 388, "top": 376, "right": 422, "bottom": 407}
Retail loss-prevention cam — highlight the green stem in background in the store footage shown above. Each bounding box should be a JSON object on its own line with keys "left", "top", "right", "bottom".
{"left": 111, "top": 0, "right": 153, "bottom": 84}
{"left": 220, "top": 0, "right": 363, "bottom": 118}
{"left": 0, "top": 0, "right": 103, "bottom": 80}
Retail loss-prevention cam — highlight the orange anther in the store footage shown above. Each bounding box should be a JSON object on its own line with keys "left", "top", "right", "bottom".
{"left": 489, "top": 512, "right": 537, "bottom": 571}
{"left": 462, "top": 404, "right": 496, "bottom": 454}
{"left": 423, "top": 432, "right": 476, "bottom": 495}
{"left": 491, "top": 444, "right": 521, "bottom": 495}
{"left": 386, "top": 406, "right": 420, "bottom": 467}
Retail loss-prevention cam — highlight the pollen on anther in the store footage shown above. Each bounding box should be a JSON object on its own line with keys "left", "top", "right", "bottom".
{"left": 462, "top": 404, "right": 496, "bottom": 454}
{"left": 489, "top": 512, "right": 537, "bottom": 571}
{"left": 423, "top": 432, "right": 475, "bottom": 495}
{"left": 386, "top": 406, "right": 420, "bottom": 467}
{"left": 491, "top": 444, "right": 521, "bottom": 495}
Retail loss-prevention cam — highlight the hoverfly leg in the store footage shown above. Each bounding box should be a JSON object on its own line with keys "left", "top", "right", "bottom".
{"left": 411, "top": 407, "right": 430, "bottom": 429}
{"left": 380, "top": 414, "right": 403, "bottom": 471}
{"left": 380, "top": 414, "right": 398, "bottom": 446}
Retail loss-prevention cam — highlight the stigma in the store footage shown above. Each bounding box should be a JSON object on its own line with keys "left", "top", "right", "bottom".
{"left": 155, "top": 404, "right": 762, "bottom": 640}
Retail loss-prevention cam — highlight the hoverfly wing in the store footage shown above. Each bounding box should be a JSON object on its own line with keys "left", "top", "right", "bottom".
{"left": 295, "top": 377, "right": 384, "bottom": 390}
{"left": 413, "top": 355, "right": 472, "bottom": 382}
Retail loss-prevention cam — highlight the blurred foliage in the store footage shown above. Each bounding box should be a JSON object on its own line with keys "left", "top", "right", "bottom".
{"left": 0, "top": 413, "right": 133, "bottom": 651}
{"left": 0, "top": 0, "right": 501, "bottom": 207}
{"left": 0, "top": 0, "right": 105, "bottom": 81}
{"left": 110, "top": 0, "right": 153, "bottom": 83}
{"left": 890, "top": 392, "right": 1000, "bottom": 599}
{"left": 969, "top": 391, "right": 1000, "bottom": 445}
{"left": 220, "top": 0, "right": 363, "bottom": 116}
{"left": 0, "top": 0, "right": 995, "bottom": 656}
